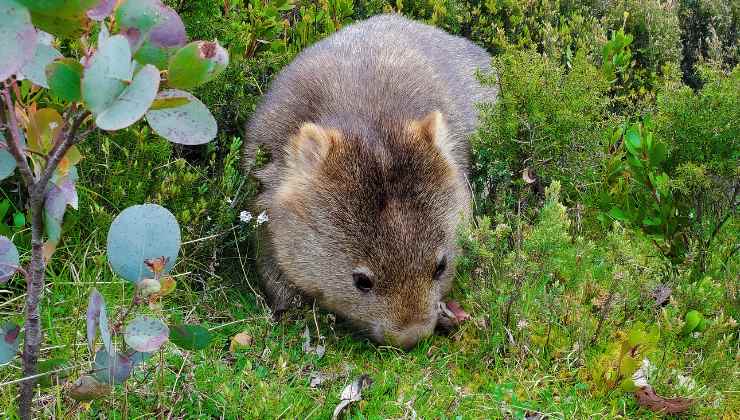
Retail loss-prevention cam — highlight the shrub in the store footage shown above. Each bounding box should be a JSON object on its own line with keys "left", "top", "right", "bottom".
{"left": 472, "top": 48, "right": 611, "bottom": 213}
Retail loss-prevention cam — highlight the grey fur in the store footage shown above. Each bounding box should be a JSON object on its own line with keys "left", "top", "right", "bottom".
{"left": 243, "top": 14, "right": 496, "bottom": 348}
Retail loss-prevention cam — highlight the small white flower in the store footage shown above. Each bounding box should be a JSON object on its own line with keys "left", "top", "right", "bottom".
{"left": 516, "top": 319, "right": 528, "bottom": 329}
{"left": 239, "top": 210, "right": 252, "bottom": 223}
{"left": 226, "top": 197, "right": 233, "bottom": 204}
{"left": 256, "top": 210, "right": 269, "bottom": 225}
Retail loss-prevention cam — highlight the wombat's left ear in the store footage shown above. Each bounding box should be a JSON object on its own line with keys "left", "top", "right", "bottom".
{"left": 411, "top": 111, "right": 452, "bottom": 158}
{"left": 286, "top": 122, "right": 340, "bottom": 172}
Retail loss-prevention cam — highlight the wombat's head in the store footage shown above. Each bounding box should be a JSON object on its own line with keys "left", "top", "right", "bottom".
{"left": 269, "top": 111, "right": 470, "bottom": 349}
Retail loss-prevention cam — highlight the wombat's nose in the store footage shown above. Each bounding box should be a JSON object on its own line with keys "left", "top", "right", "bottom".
{"left": 388, "top": 321, "right": 435, "bottom": 350}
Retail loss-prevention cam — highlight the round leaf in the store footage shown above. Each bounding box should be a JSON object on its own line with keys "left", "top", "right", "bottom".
{"left": 81, "top": 34, "right": 132, "bottom": 115}
{"left": 0, "top": 235, "right": 19, "bottom": 283}
{"left": 0, "top": 0, "right": 38, "bottom": 82}
{"left": 107, "top": 204, "right": 180, "bottom": 283}
{"left": 0, "top": 322, "right": 20, "bottom": 364}
{"left": 116, "top": 0, "right": 162, "bottom": 33}
{"left": 46, "top": 58, "right": 83, "bottom": 102}
{"left": 145, "top": 90, "right": 217, "bottom": 145}
{"left": 18, "top": 41, "right": 62, "bottom": 88}
{"left": 167, "top": 41, "right": 228, "bottom": 89}
{"left": 124, "top": 315, "right": 168, "bottom": 352}
{"left": 169, "top": 324, "right": 212, "bottom": 351}
{"left": 95, "top": 64, "right": 160, "bottom": 130}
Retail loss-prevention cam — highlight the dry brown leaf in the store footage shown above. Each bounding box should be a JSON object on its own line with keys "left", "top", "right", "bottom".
{"left": 230, "top": 332, "right": 253, "bottom": 352}
{"left": 634, "top": 386, "right": 694, "bottom": 414}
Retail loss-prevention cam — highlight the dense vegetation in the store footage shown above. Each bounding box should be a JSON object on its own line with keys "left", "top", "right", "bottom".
{"left": 1, "top": 0, "right": 737, "bottom": 417}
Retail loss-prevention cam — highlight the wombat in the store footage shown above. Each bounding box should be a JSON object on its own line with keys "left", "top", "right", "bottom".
{"left": 243, "top": 14, "right": 496, "bottom": 349}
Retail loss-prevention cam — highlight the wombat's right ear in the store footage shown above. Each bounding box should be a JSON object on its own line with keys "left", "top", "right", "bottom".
{"left": 286, "top": 122, "right": 338, "bottom": 171}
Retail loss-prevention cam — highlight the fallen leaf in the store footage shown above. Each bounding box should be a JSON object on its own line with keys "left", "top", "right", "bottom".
{"left": 230, "top": 332, "right": 253, "bottom": 352}
{"left": 301, "top": 325, "right": 325, "bottom": 359}
{"left": 309, "top": 371, "right": 330, "bottom": 388}
{"left": 68, "top": 375, "right": 111, "bottom": 401}
{"left": 634, "top": 386, "right": 694, "bottom": 414}
{"left": 144, "top": 256, "right": 169, "bottom": 276}
{"left": 332, "top": 374, "right": 372, "bottom": 419}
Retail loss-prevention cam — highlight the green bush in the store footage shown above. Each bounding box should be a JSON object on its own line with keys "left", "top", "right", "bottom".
{"left": 472, "top": 48, "right": 611, "bottom": 212}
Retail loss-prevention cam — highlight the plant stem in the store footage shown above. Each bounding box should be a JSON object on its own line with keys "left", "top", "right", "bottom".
{"left": 2, "top": 82, "right": 90, "bottom": 418}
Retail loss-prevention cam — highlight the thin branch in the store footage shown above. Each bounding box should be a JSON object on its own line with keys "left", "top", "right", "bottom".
{"left": 34, "top": 110, "right": 91, "bottom": 197}
{"left": 1, "top": 84, "right": 35, "bottom": 187}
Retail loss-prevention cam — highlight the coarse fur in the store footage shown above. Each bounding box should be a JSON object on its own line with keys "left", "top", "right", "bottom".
{"left": 243, "top": 14, "right": 497, "bottom": 349}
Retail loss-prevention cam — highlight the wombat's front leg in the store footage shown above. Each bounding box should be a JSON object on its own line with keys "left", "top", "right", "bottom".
{"left": 256, "top": 235, "right": 303, "bottom": 318}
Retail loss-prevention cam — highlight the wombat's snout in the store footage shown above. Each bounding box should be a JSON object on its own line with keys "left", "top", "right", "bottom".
{"left": 384, "top": 317, "right": 437, "bottom": 350}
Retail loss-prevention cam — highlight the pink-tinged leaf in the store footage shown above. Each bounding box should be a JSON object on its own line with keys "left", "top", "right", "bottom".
{"left": 94, "top": 348, "right": 133, "bottom": 385}
{"left": 124, "top": 315, "right": 168, "bottom": 352}
{"left": 43, "top": 167, "right": 79, "bottom": 243}
{"left": 0, "top": 0, "right": 38, "bottom": 82}
{"left": 0, "top": 322, "right": 21, "bottom": 365}
{"left": 86, "top": 288, "right": 112, "bottom": 354}
{"left": 148, "top": 5, "right": 185, "bottom": 48}
{"left": 87, "top": 0, "right": 116, "bottom": 21}
{"left": 86, "top": 288, "right": 102, "bottom": 353}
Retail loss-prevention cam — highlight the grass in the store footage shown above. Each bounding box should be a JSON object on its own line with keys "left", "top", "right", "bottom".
{"left": 0, "top": 181, "right": 736, "bottom": 418}
{"left": 1, "top": 0, "right": 738, "bottom": 418}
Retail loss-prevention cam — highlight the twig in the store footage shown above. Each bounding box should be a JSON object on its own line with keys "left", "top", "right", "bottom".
{"left": 1, "top": 83, "right": 35, "bottom": 187}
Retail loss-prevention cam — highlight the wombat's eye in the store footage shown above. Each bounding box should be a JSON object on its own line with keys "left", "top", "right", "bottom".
{"left": 353, "top": 272, "right": 374, "bottom": 293}
{"left": 433, "top": 255, "right": 447, "bottom": 280}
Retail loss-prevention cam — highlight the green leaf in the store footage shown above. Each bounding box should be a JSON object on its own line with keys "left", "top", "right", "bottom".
{"left": 106, "top": 204, "right": 180, "bottom": 283}
{"left": 12, "top": 212, "right": 25, "bottom": 227}
{"left": 46, "top": 58, "right": 83, "bottom": 102}
{"left": 81, "top": 34, "right": 132, "bottom": 115}
{"left": 167, "top": 41, "right": 229, "bottom": 89}
{"left": 95, "top": 64, "right": 160, "bottom": 130}
{"left": 18, "top": 40, "right": 62, "bottom": 88}
{"left": 0, "top": 235, "right": 19, "bottom": 283}
{"left": 0, "top": 0, "right": 38, "bottom": 82}
{"left": 115, "top": 0, "right": 162, "bottom": 33}
{"left": 124, "top": 315, "right": 169, "bottom": 352}
{"left": 608, "top": 207, "right": 628, "bottom": 222}
{"left": 28, "top": 11, "right": 88, "bottom": 38}
{"left": 642, "top": 216, "right": 662, "bottom": 227}
{"left": 149, "top": 95, "right": 190, "bottom": 110}
{"left": 17, "top": 0, "right": 98, "bottom": 18}
{"left": 624, "top": 125, "right": 642, "bottom": 156}
{"left": 169, "top": 324, "right": 212, "bottom": 351}
{"left": 145, "top": 90, "right": 217, "bottom": 145}
{"left": 648, "top": 142, "right": 667, "bottom": 167}
{"left": 619, "top": 378, "right": 638, "bottom": 392}
{"left": 683, "top": 310, "right": 702, "bottom": 335}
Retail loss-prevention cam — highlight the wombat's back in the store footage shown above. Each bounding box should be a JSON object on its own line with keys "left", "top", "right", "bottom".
{"left": 245, "top": 14, "right": 495, "bottom": 185}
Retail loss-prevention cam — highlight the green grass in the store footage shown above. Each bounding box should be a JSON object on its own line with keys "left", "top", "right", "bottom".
{"left": 1, "top": 0, "right": 738, "bottom": 418}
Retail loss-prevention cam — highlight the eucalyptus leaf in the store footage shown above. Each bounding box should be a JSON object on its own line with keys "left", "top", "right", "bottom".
{"left": 17, "top": 41, "right": 62, "bottom": 88}
{"left": 106, "top": 204, "right": 180, "bottom": 283}
{"left": 95, "top": 64, "right": 160, "bottom": 130}
{"left": 124, "top": 315, "right": 169, "bottom": 352}
{"left": 86, "top": 288, "right": 113, "bottom": 355}
{"left": 81, "top": 34, "right": 132, "bottom": 115}
{"left": 0, "top": 133, "right": 17, "bottom": 181}
{"left": 87, "top": 0, "right": 115, "bottom": 20}
{"left": 0, "top": 236, "right": 19, "bottom": 283}
{"left": 0, "top": 0, "right": 38, "bottom": 82}
{"left": 167, "top": 41, "right": 228, "bottom": 89}
{"left": 93, "top": 348, "right": 133, "bottom": 385}
{"left": 46, "top": 58, "right": 83, "bottom": 102}
{"left": 145, "top": 90, "right": 216, "bottom": 145}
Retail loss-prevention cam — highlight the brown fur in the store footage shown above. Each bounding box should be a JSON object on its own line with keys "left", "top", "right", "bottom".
{"left": 242, "top": 14, "right": 496, "bottom": 349}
